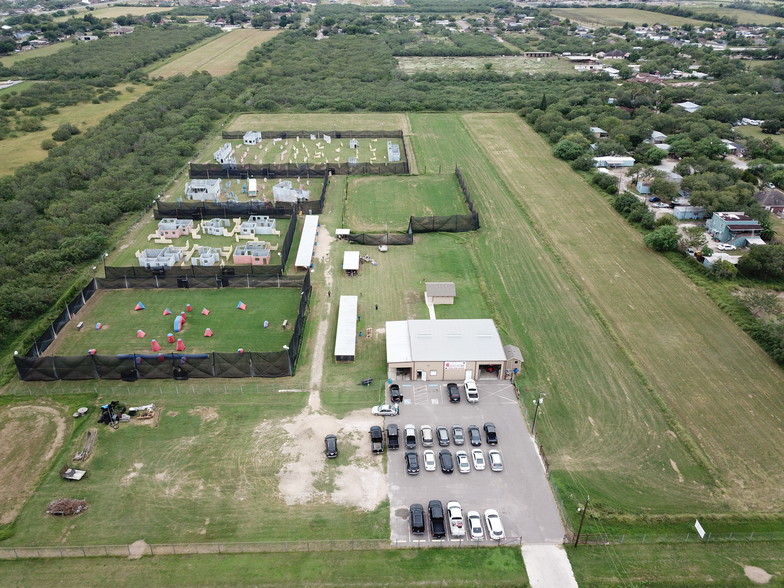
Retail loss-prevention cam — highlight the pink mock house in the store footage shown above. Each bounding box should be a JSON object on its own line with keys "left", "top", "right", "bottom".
{"left": 233, "top": 242, "right": 271, "bottom": 265}
{"left": 157, "top": 218, "right": 193, "bottom": 239}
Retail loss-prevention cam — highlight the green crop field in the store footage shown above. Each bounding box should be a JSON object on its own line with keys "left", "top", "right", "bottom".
{"left": 688, "top": 3, "right": 784, "bottom": 24}
{"left": 345, "top": 174, "right": 467, "bottom": 231}
{"left": 550, "top": 8, "right": 707, "bottom": 27}
{"left": 396, "top": 56, "right": 574, "bottom": 76}
{"left": 45, "top": 288, "right": 300, "bottom": 356}
{"left": 109, "top": 216, "right": 290, "bottom": 267}
{"left": 150, "top": 29, "right": 280, "bottom": 78}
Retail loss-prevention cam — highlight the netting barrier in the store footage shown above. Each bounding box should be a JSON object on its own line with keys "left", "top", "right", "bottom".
{"left": 222, "top": 129, "right": 406, "bottom": 140}
{"left": 188, "top": 161, "right": 409, "bottom": 179}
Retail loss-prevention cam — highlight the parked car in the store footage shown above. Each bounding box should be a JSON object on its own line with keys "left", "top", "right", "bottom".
{"left": 429, "top": 500, "right": 447, "bottom": 539}
{"left": 447, "top": 501, "right": 465, "bottom": 537}
{"left": 446, "top": 382, "right": 460, "bottom": 402}
{"left": 468, "top": 425, "right": 482, "bottom": 446}
{"left": 369, "top": 426, "right": 384, "bottom": 454}
{"left": 405, "top": 450, "right": 420, "bottom": 474}
{"left": 423, "top": 449, "right": 437, "bottom": 472}
{"left": 648, "top": 196, "right": 660, "bottom": 202}
{"left": 464, "top": 379, "right": 479, "bottom": 403}
{"left": 410, "top": 503, "right": 425, "bottom": 534}
{"left": 439, "top": 449, "right": 454, "bottom": 473}
{"left": 467, "top": 510, "right": 484, "bottom": 541}
{"left": 484, "top": 509, "right": 506, "bottom": 540}
{"left": 371, "top": 404, "right": 399, "bottom": 417}
{"left": 389, "top": 383, "right": 403, "bottom": 403}
{"left": 386, "top": 424, "right": 399, "bottom": 450}
{"left": 488, "top": 449, "right": 503, "bottom": 472}
{"left": 404, "top": 424, "right": 416, "bottom": 449}
{"left": 324, "top": 434, "right": 338, "bottom": 458}
{"left": 420, "top": 425, "right": 434, "bottom": 447}
{"left": 716, "top": 243, "right": 737, "bottom": 251}
{"left": 483, "top": 422, "right": 498, "bottom": 445}
{"left": 452, "top": 425, "right": 465, "bottom": 445}
{"left": 456, "top": 450, "right": 470, "bottom": 473}
{"left": 471, "top": 448, "right": 486, "bottom": 471}
{"left": 436, "top": 426, "right": 450, "bottom": 447}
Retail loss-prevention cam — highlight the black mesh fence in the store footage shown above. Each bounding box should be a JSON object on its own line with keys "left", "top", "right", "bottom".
{"left": 410, "top": 214, "right": 479, "bottom": 233}
{"left": 222, "top": 130, "right": 406, "bottom": 140}
{"left": 189, "top": 161, "right": 408, "bottom": 179}
{"left": 348, "top": 228, "right": 414, "bottom": 246}
{"left": 455, "top": 165, "right": 480, "bottom": 222}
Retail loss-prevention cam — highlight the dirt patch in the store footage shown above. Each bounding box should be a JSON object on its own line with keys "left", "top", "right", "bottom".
{"left": 0, "top": 404, "right": 68, "bottom": 524}
{"left": 188, "top": 406, "right": 218, "bottom": 423}
{"left": 744, "top": 565, "right": 773, "bottom": 584}
{"left": 669, "top": 459, "right": 684, "bottom": 483}
{"left": 166, "top": 411, "right": 179, "bottom": 417}
{"left": 128, "top": 539, "right": 150, "bottom": 560}
{"left": 120, "top": 463, "right": 144, "bottom": 487}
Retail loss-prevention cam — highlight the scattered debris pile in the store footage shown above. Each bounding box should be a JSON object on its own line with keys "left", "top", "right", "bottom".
{"left": 46, "top": 498, "right": 89, "bottom": 516}
{"left": 98, "top": 401, "right": 156, "bottom": 429}
{"left": 74, "top": 428, "right": 97, "bottom": 462}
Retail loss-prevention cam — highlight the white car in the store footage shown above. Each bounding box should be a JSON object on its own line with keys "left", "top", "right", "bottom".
{"left": 484, "top": 509, "right": 506, "bottom": 540}
{"left": 471, "top": 448, "right": 485, "bottom": 471}
{"left": 488, "top": 449, "right": 503, "bottom": 472}
{"left": 423, "top": 449, "right": 437, "bottom": 472}
{"left": 464, "top": 379, "right": 479, "bottom": 403}
{"left": 467, "top": 510, "right": 484, "bottom": 541}
{"left": 371, "top": 404, "right": 399, "bottom": 416}
{"left": 447, "top": 501, "right": 465, "bottom": 537}
{"left": 420, "top": 425, "right": 434, "bottom": 447}
{"left": 456, "top": 450, "right": 470, "bottom": 473}
{"left": 716, "top": 243, "right": 737, "bottom": 251}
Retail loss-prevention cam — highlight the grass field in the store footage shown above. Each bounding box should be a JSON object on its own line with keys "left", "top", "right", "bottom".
{"left": 109, "top": 215, "right": 290, "bottom": 267}
{"left": 229, "top": 113, "right": 408, "bottom": 132}
{"left": 0, "top": 83, "right": 150, "bottom": 176}
{"left": 396, "top": 56, "right": 574, "bottom": 76}
{"left": 688, "top": 3, "right": 784, "bottom": 24}
{"left": 0, "top": 549, "right": 529, "bottom": 587}
{"left": 45, "top": 289, "right": 300, "bottom": 356}
{"left": 0, "top": 43, "right": 70, "bottom": 67}
{"left": 345, "top": 174, "right": 467, "bottom": 230}
{"left": 150, "top": 29, "right": 280, "bottom": 78}
{"left": 550, "top": 8, "right": 707, "bottom": 27}
{"left": 736, "top": 124, "right": 784, "bottom": 147}
{"left": 52, "top": 6, "right": 171, "bottom": 22}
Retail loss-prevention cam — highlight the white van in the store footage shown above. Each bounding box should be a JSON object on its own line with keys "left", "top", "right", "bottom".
{"left": 464, "top": 379, "right": 479, "bottom": 403}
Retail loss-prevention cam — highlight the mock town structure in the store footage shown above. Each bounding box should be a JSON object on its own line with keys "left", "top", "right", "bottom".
{"left": 272, "top": 180, "right": 310, "bottom": 203}
{"left": 185, "top": 179, "right": 221, "bottom": 201}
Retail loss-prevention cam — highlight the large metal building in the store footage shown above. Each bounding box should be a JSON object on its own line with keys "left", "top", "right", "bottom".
{"left": 385, "top": 319, "right": 519, "bottom": 381}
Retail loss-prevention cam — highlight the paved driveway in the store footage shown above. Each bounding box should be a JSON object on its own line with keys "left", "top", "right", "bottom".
{"left": 386, "top": 380, "right": 565, "bottom": 545}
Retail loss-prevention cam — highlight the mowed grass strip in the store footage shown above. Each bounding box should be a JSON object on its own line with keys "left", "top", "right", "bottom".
{"left": 46, "top": 288, "right": 300, "bottom": 356}
{"left": 151, "top": 29, "right": 280, "bottom": 78}
{"left": 463, "top": 113, "right": 784, "bottom": 511}
{"left": 550, "top": 7, "right": 707, "bottom": 26}
{"left": 408, "top": 114, "right": 711, "bottom": 515}
{"left": 229, "top": 112, "right": 408, "bottom": 132}
{"left": 396, "top": 56, "right": 574, "bottom": 76}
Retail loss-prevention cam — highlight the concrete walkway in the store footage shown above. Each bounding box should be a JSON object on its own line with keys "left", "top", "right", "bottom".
{"left": 424, "top": 293, "right": 436, "bottom": 319}
{"left": 522, "top": 544, "right": 579, "bottom": 588}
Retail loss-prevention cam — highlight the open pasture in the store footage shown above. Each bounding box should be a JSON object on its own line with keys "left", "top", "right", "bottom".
{"left": 44, "top": 288, "right": 300, "bottom": 356}
{"left": 344, "top": 174, "right": 467, "bottom": 231}
{"left": 109, "top": 215, "right": 290, "bottom": 267}
{"left": 150, "top": 29, "right": 280, "bottom": 78}
{"left": 396, "top": 56, "right": 574, "bottom": 76}
{"left": 52, "top": 6, "right": 170, "bottom": 22}
{"left": 736, "top": 124, "right": 784, "bottom": 146}
{"left": 688, "top": 2, "right": 784, "bottom": 24}
{"left": 550, "top": 8, "right": 707, "bottom": 27}
{"left": 459, "top": 113, "right": 784, "bottom": 513}
{"left": 0, "top": 43, "right": 69, "bottom": 67}
{"left": 229, "top": 113, "right": 408, "bottom": 132}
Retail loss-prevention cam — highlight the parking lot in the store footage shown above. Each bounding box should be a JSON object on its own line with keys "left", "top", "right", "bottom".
{"left": 386, "top": 380, "right": 565, "bottom": 545}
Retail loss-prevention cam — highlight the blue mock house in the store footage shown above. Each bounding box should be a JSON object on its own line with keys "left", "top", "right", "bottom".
{"left": 706, "top": 212, "right": 763, "bottom": 246}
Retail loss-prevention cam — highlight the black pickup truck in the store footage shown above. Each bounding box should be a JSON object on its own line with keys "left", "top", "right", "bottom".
{"left": 369, "top": 426, "right": 384, "bottom": 454}
{"left": 386, "top": 424, "right": 400, "bottom": 450}
{"left": 428, "top": 500, "right": 446, "bottom": 539}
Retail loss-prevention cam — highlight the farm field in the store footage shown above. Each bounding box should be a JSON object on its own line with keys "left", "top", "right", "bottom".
{"left": 396, "top": 56, "right": 574, "bottom": 76}
{"left": 736, "top": 124, "right": 784, "bottom": 146}
{"left": 229, "top": 112, "right": 408, "bottom": 133}
{"left": 0, "top": 43, "right": 69, "bottom": 67}
{"left": 550, "top": 8, "right": 707, "bottom": 27}
{"left": 345, "top": 174, "right": 467, "bottom": 230}
{"left": 688, "top": 3, "right": 784, "bottom": 24}
{"left": 53, "top": 6, "right": 171, "bottom": 21}
{"left": 44, "top": 288, "right": 300, "bottom": 356}
{"left": 460, "top": 113, "right": 784, "bottom": 515}
{"left": 109, "top": 215, "right": 290, "bottom": 267}
{"left": 150, "top": 29, "right": 280, "bottom": 78}
{"left": 0, "top": 83, "right": 150, "bottom": 176}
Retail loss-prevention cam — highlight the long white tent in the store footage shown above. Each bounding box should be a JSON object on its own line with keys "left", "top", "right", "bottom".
{"left": 335, "top": 295, "right": 358, "bottom": 362}
{"left": 294, "top": 215, "right": 319, "bottom": 270}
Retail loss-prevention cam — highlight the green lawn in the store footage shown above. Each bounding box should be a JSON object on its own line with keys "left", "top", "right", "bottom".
{"left": 0, "top": 44, "right": 70, "bottom": 67}
{"left": 736, "top": 124, "right": 784, "bottom": 147}
{"left": 396, "top": 56, "right": 574, "bottom": 76}
{"left": 345, "top": 174, "right": 467, "bottom": 231}
{"left": 47, "top": 288, "right": 300, "bottom": 356}
{"left": 550, "top": 7, "right": 707, "bottom": 27}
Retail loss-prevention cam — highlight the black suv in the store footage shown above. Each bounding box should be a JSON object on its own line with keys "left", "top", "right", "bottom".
{"left": 446, "top": 382, "right": 460, "bottom": 402}
{"left": 439, "top": 449, "right": 454, "bottom": 473}
{"left": 468, "top": 425, "right": 482, "bottom": 446}
{"left": 436, "top": 426, "right": 450, "bottom": 447}
{"left": 405, "top": 450, "right": 420, "bottom": 474}
{"left": 483, "top": 422, "right": 498, "bottom": 445}
{"left": 390, "top": 383, "right": 403, "bottom": 403}
{"left": 324, "top": 434, "right": 338, "bottom": 458}
{"left": 410, "top": 503, "right": 425, "bottom": 534}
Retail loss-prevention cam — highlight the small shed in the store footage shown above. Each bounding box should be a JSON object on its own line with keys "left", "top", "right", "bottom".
{"left": 335, "top": 228, "right": 351, "bottom": 240}
{"left": 349, "top": 139, "right": 359, "bottom": 149}
{"left": 343, "top": 251, "right": 360, "bottom": 276}
{"left": 425, "top": 282, "right": 456, "bottom": 305}
{"left": 504, "top": 344, "right": 524, "bottom": 375}
{"left": 248, "top": 178, "right": 258, "bottom": 197}
{"left": 244, "top": 131, "right": 262, "bottom": 145}
{"left": 590, "top": 127, "right": 608, "bottom": 138}
{"left": 387, "top": 141, "right": 401, "bottom": 162}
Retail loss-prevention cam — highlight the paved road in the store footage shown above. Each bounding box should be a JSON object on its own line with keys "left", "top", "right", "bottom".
{"left": 522, "top": 544, "right": 579, "bottom": 588}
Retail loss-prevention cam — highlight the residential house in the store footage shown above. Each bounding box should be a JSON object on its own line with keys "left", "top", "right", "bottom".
{"left": 594, "top": 156, "right": 635, "bottom": 168}
{"left": 675, "top": 101, "right": 701, "bottom": 113}
{"left": 590, "top": 127, "right": 609, "bottom": 138}
{"left": 754, "top": 187, "right": 784, "bottom": 215}
{"left": 599, "top": 49, "right": 629, "bottom": 59}
{"left": 706, "top": 211, "right": 764, "bottom": 245}
{"left": 673, "top": 206, "right": 707, "bottom": 220}
{"left": 721, "top": 139, "right": 748, "bottom": 158}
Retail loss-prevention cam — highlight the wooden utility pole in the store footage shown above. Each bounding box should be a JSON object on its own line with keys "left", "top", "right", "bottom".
{"left": 574, "top": 496, "right": 590, "bottom": 547}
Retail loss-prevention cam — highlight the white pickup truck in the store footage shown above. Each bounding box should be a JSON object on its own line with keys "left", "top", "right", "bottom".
{"left": 447, "top": 501, "right": 465, "bottom": 538}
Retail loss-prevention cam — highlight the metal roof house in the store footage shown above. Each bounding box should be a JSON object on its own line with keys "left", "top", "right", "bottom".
{"left": 754, "top": 188, "right": 784, "bottom": 215}
{"left": 425, "top": 282, "right": 456, "bottom": 305}
{"left": 707, "top": 212, "right": 763, "bottom": 246}
{"left": 593, "top": 156, "right": 635, "bottom": 168}
{"left": 335, "top": 296, "right": 358, "bottom": 362}
{"left": 385, "top": 319, "right": 515, "bottom": 381}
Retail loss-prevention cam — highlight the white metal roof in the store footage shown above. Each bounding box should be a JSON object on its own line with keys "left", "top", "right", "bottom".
{"left": 386, "top": 319, "right": 506, "bottom": 364}
{"left": 294, "top": 215, "right": 319, "bottom": 269}
{"left": 335, "top": 228, "right": 350, "bottom": 236}
{"left": 335, "top": 296, "right": 358, "bottom": 358}
{"left": 248, "top": 178, "right": 257, "bottom": 192}
{"left": 343, "top": 251, "right": 360, "bottom": 271}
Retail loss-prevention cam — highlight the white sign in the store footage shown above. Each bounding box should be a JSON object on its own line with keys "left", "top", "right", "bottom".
{"left": 694, "top": 519, "right": 706, "bottom": 539}
{"left": 445, "top": 362, "right": 466, "bottom": 370}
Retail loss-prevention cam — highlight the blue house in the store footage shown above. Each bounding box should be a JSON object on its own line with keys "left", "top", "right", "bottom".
{"left": 706, "top": 212, "right": 763, "bottom": 246}
{"left": 673, "top": 206, "right": 707, "bottom": 220}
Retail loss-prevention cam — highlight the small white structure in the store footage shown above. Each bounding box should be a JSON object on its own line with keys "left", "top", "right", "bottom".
{"left": 343, "top": 251, "right": 360, "bottom": 276}
{"left": 349, "top": 139, "right": 359, "bottom": 149}
{"left": 138, "top": 247, "right": 182, "bottom": 269}
{"left": 190, "top": 246, "right": 221, "bottom": 267}
{"left": 272, "top": 180, "right": 310, "bottom": 203}
{"left": 335, "top": 228, "right": 351, "bottom": 240}
{"left": 590, "top": 127, "right": 608, "bottom": 138}
{"left": 214, "top": 143, "right": 236, "bottom": 168}
{"left": 387, "top": 141, "right": 401, "bottom": 162}
{"left": 650, "top": 130, "right": 668, "bottom": 144}
{"left": 248, "top": 178, "right": 258, "bottom": 197}
{"left": 675, "top": 101, "right": 701, "bottom": 113}
{"left": 425, "top": 282, "right": 456, "bottom": 305}
{"left": 243, "top": 131, "right": 262, "bottom": 145}
{"left": 335, "top": 295, "right": 358, "bottom": 362}
{"left": 295, "top": 215, "right": 319, "bottom": 270}
{"left": 593, "top": 156, "right": 635, "bottom": 168}
{"left": 186, "top": 179, "right": 221, "bottom": 201}
{"left": 240, "top": 215, "right": 276, "bottom": 235}
{"left": 203, "top": 218, "right": 231, "bottom": 236}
